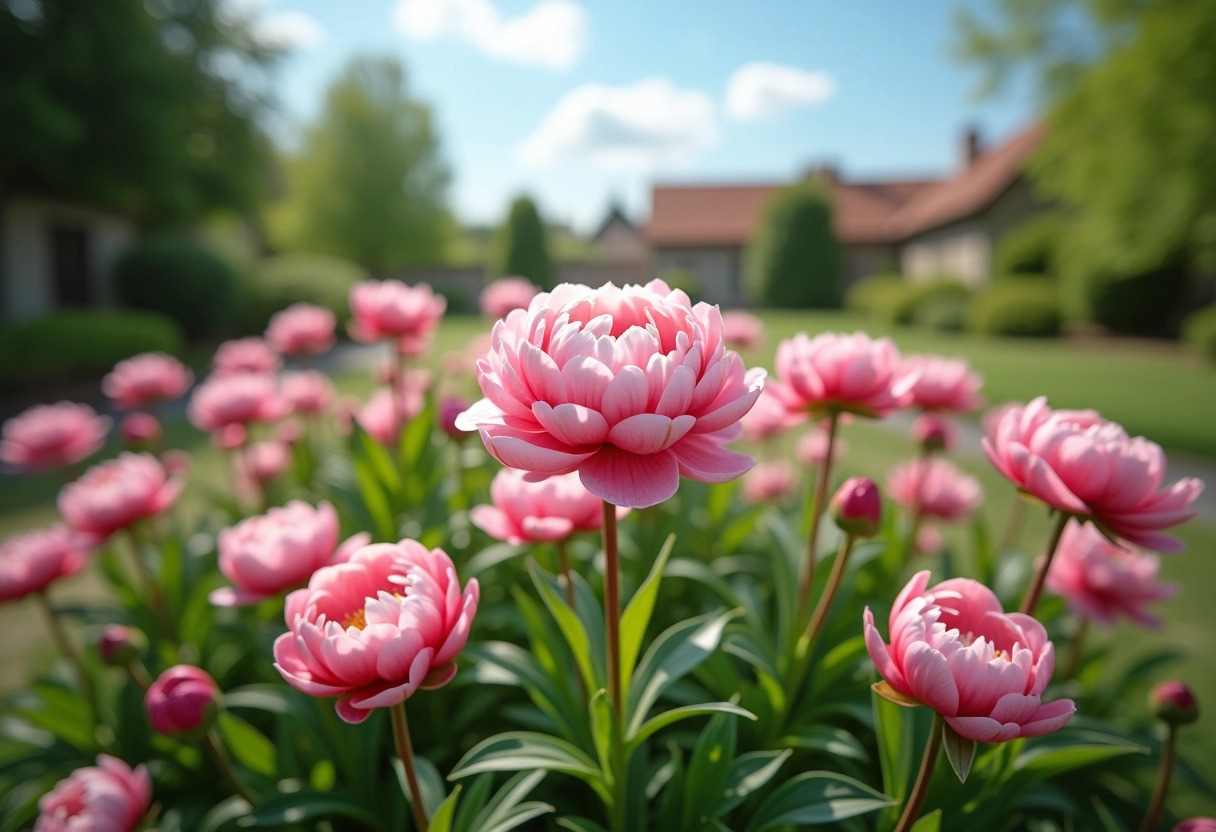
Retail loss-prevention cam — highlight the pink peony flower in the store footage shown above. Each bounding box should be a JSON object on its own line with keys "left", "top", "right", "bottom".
{"left": 796, "top": 425, "right": 849, "bottom": 466}
{"left": 0, "top": 525, "right": 90, "bottom": 604}
{"left": 145, "top": 664, "right": 219, "bottom": 736}
{"left": 740, "top": 388, "right": 800, "bottom": 443}
{"left": 471, "top": 469, "right": 628, "bottom": 544}
{"left": 865, "top": 571, "right": 1075, "bottom": 743}
{"left": 911, "top": 412, "right": 957, "bottom": 453}
{"left": 98, "top": 624, "right": 145, "bottom": 666}
{"left": 1151, "top": 681, "right": 1199, "bottom": 726}
{"left": 1045, "top": 521, "right": 1176, "bottom": 627}
{"left": 983, "top": 397, "right": 1203, "bottom": 552}
{"left": 58, "top": 453, "right": 184, "bottom": 542}
{"left": 740, "top": 460, "right": 797, "bottom": 504}
{"left": 212, "top": 424, "right": 247, "bottom": 451}
{"left": 1, "top": 402, "right": 110, "bottom": 472}
{"left": 768, "top": 332, "right": 912, "bottom": 420}
{"left": 273, "top": 541, "right": 479, "bottom": 723}
{"left": 35, "top": 755, "right": 151, "bottom": 832}
{"left": 242, "top": 441, "right": 291, "bottom": 484}
{"left": 1176, "top": 820, "right": 1216, "bottom": 832}
{"left": 281, "top": 370, "right": 334, "bottom": 416}
{"left": 455, "top": 280, "right": 765, "bottom": 508}
{"left": 888, "top": 458, "right": 983, "bottom": 522}
{"left": 480, "top": 277, "right": 540, "bottom": 319}
{"left": 188, "top": 373, "right": 284, "bottom": 433}
{"left": 901, "top": 355, "right": 983, "bottom": 413}
{"left": 356, "top": 387, "right": 424, "bottom": 447}
{"left": 915, "top": 524, "right": 943, "bottom": 555}
{"left": 266, "top": 303, "right": 337, "bottom": 356}
{"left": 119, "top": 412, "right": 162, "bottom": 446}
{"left": 831, "top": 476, "right": 883, "bottom": 537}
{"left": 102, "top": 352, "right": 193, "bottom": 411}
{"left": 721, "top": 310, "right": 765, "bottom": 350}
{"left": 348, "top": 280, "right": 446, "bottom": 356}
{"left": 211, "top": 501, "right": 370, "bottom": 606}
{"left": 439, "top": 395, "right": 473, "bottom": 439}
{"left": 213, "top": 337, "right": 282, "bottom": 376}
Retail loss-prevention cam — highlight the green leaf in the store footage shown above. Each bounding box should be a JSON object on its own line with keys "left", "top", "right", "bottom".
{"left": 778, "top": 725, "right": 869, "bottom": 763}
{"left": 590, "top": 689, "right": 614, "bottom": 777}
{"left": 942, "top": 722, "right": 976, "bottom": 783}
{"left": 427, "top": 786, "right": 462, "bottom": 832}
{"left": 619, "top": 534, "right": 676, "bottom": 695}
{"left": 872, "top": 689, "right": 916, "bottom": 809}
{"left": 628, "top": 703, "right": 756, "bottom": 752}
{"left": 556, "top": 819, "right": 609, "bottom": 832}
{"left": 682, "top": 711, "right": 738, "bottom": 831}
{"left": 1013, "top": 742, "right": 1147, "bottom": 781}
{"left": 237, "top": 791, "right": 385, "bottom": 829}
{"left": 449, "top": 732, "right": 605, "bottom": 793}
{"left": 911, "top": 809, "right": 943, "bottom": 832}
{"left": 394, "top": 755, "right": 447, "bottom": 820}
{"left": 714, "top": 749, "right": 791, "bottom": 817}
{"left": 470, "top": 770, "right": 552, "bottom": 832}
{"left": 195, "top": 796, "right": 252, "bottom": 832}
{"left": 529, "top": 561, "right": 597, "bottom": 691}
{"left": 218, "top": 713, "right": 276, "bottom": 777}
{"left": 746, "top": 771, "right": 896, "bottom": 832}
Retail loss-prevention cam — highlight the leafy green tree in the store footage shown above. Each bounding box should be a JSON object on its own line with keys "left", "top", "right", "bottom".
{"left": 268, "top": 57, "right": 451, "bottom": 272}
{"left": 0, "top": 0, "right": 275, "bottom": 223}
{"left": 492, "top": 195, "right": 553, "bottom": 290}
{"left": 746, "top": 182, "right": 840, "bottom": 308}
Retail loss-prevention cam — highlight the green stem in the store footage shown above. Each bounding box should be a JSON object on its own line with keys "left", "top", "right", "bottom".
{"left": 893, "top": 713, "right": 944, "bottom": 832}
{"left": 556, "top": 538, "right": 576, "bottom": 613}
{"left": 1062, "top": 616, "right": 1089, "bottom": 683}
{"left": 36, "top": 592, "right": 98, "bottom": 721}
{"left": 392, "top": 702, "right": 429, "bottom": 832}
{"left": 998, "top": 496, "right": 1029, "bottom": 552}
{"left": 1018, "top": 512, "right": 1071, "bottom": 616}
{"left": 125, "top": 528, "right": 176, "bottom": 641}
{"left": 804, "top": 534, "right": 856, "bottom": 648}
{"left": 796, "top": 412, "right": 839, "bottom": 624}
{"left": 204, "top": 728, "right": 257, "bottom": 805}
{"left": 1139, "top": 724, "right": 1178, "bottom": 832}
{"left": 601, "top": 501, "right": 625, "bottom": 832}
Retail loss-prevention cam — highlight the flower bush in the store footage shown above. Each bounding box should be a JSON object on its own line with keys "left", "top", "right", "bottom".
{"left": 0, "top": 279, "right": 1210, "bottom": 832}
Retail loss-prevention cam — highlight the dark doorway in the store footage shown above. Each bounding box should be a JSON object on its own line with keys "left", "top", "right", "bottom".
{"left": 50, "top": 225, "right": 91, "bottom": 307}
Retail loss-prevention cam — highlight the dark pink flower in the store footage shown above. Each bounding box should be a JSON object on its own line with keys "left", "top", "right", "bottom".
{"left": 99, "top": 624, "right": 145, "bottom": 666}
{"left": 266, "top": 303, "right": 336, "bottom": 356}
{"left": 188, "top": 373, "right": 284, "bottom": 433}
{"left": 480, "top": 277, "right": 540, "bottom": 319}
{"left": 831, "top": 476, "right": 882, "bottom": 536}
{"left": 348, "top": 280, "right": 446, "bottom": 353}
{"left": 888, "top": 458, "right": 982, "bottom": 522}
{"left": 1150, "top": 681, "right": 1199, "bottom": 726}
{"left": 58, "top": 453, "right": 184, "bottom": 542}
{"left": 356, "top": 387, "right": 424, "bottom": 447}
{"left": 768, "top": 332, "right": 912, "bottom": 419}
{"left": 439, "top": 395, "right": 473, "bottom": 439}
{"left": 1175, "top": 820, "right": 1216, "bottom": 832}
{"left": 281, "top": 370, "right": 334, "bottom": 416}
{"left": 145, "top": 664, "right": 219, "bottom": 736}
{"left": 35, "top": 755, "right": 150, "bottom": 832}
{"left": 103, "top": 352, "right": 193, "bottom": 411}
{"left": 119, "top": 413, "right": 162, "bottom": 446}
{"left": 213, "top": 337, "right": 281, "bottom": 376}
{"left": 911, "top": 412, "right": 957, "bottom": 452}
{"left": 0, "top": 525, "right": 90, "bottom": 604}
{"left": 1, "top": 402, "right": 110, "bottom": 472}
{"left": 471, "top": 469, "right": 627, "bottom": 544}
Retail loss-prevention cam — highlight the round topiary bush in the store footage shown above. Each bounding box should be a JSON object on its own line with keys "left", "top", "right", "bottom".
{"left": 902, "top": 278, "right": 971, "bottom": 328}
{"left": 844, "top": 274, "right": 914, "bottom": 319}
{"left": 1183, "top": 304, "right": 1216, "bottom": 362}
{"left": 238, "top": 253, "right": 370, "bottom": 332}
{"left": 967, "top": 280, "right": 1061, "bottom": 337}
{"left": 113, "top": 233, "right": 240, "bottom": 339}
{"left": 746, "top": 182, "right": 840, "bottom": 308}
{"left": 994, "top": 214, "right": 1068, "bottom": 279}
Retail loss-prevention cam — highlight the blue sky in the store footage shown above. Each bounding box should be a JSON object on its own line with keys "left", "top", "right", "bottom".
{"left": 247, "top": 0, "right": 1036, "bottom": 232}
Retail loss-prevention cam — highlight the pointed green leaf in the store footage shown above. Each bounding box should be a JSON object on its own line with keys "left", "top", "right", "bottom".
{"left": 470, "top": 770, "right": 551, "bottom": 832}
{"left": 942, "top": 722, "right": 976, "bottom": 783}
{"left": 619, "top": 534, "right": 676, "bottom": 695}
{"left": 746, "top": 771, "right": 896, "bottom": 832}
{"left": 682, "top": 711, "right": 738, "bottom": 831}
{"left": 590, "top": 689, "right": 614, "bottom": 777}
{"left": 218, "top": 713, "right": 276, "bottom": 777}
{"left": 556, "top": 819, "right": 609, "bottom": 832}
{"left": 778, "top": 725, "right": 869, "bottom": 763}
{"left": 714, "top": 750, "right": 791, "bottom": 817}
{"left": 911, "top": 809, "right": 943, "bottom": 832}
{"left": 628, "top": 703, "right": 756, "bottom": 752}
{"left": 236, "top": 791, "right": 386, "bottom": 830}
{"left": 449, "top": 732, "right": 606, "bottom": 800}
{"left": 427, "top": 786, "right": 462, "bottom": 832}
{"left": 528, "top": 561, "right": 597, "bottom": 691}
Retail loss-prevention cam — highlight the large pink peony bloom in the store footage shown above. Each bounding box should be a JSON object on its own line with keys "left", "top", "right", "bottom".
{"left": 471, "top": 469, "right": 627, "bottom": 545}
{"left": 266, "top": 303, "right": 337, "bottom": 356}
{"left": 281, "top": 370, "right": 334, "bottom": 416}
{"left": 0, "top": 525, "right": 90, "bottom": 604}
{"left": 721, "top": 310, "right": 765, "bottom": 350}
{"left": 102, "top": 352, "right": 193, "bottom": 411}
{"left": 455, "top": 280, "right": 765, "bottom": 508}
{"left": 1045, "top": 520, "right": 1176, "bottom": 627}
{"left": 213, "top": 338, "right": 282, "bottom": 376}
{"left": 768, "top": 332, "right": 912, "bottom": 420}
{"left": 58, "top": 453, "right": 184, "bottom": 542}
{"left": 741, "top": 460, "right": 797, "bottom": 504}
{"left": 348, "top": 280, "right": 446, "bottom": 356}
{"left": 1, "top": 402, "right": 110, "bottom": 472}
{"left": 35, "top": 755, "right": 151, "bottom": 832}
{"left": 888, "top": 458, "right": 983, "bottom": 522}
{"left": 211, "top": 501, "right": 370, "bottom": 606}
{"left": 188, "top": 373, "right": 284, "bottom": 433}
{"left": 145, "top": 665, "right": 219, "bottom": 736}
{"left": 983, "top": 397, "right": 1203, "bottom": 552}
{"left": 274, "top": 541, "right": 479, "bottom": 723}
{"left": 900, "top": 355, "right": 983, "bottom": 413}
{"left": 480, "top": 277, "right": 540, "bottom": 319}
{"left": 865, "top": 571, "right": 1075, "bottom": 743}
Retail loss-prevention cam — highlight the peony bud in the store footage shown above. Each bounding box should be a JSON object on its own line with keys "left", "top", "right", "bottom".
{"left": 831, "top": 477, "right": 882, "bottom": 537}
{"left": 439, "top": 396, "right": 472, "bottom": 439}
{"left": 911, "top": 412, "right": 955, "bottom": 453}
{"left": 1150, "top": 681, "right": 1199, "bottom": 727}
{"left": 119, "top": 413, "right": 162, "bottom": 446}
{"left": 145, "top": 665, "right": 219, "bottom": 736}
{"left": 99, "top": 624, "right": 146, "bottom": 667}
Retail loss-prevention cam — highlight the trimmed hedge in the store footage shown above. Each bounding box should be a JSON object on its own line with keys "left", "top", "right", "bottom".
{"left": 967, "top": 280, "right": 1061, "bottom": 337}
{"left": 1063, "top": 259, "right": 1190, "bottom": 336}
{"left": 844, "top": 273, "right": 910, "bottom": 318}
{"left": 0, "top": 310, "right": 184, "bottom": 385}
{"left": 237, "top": 253, "right": 369, "bottom": 333}
{"left": 113, "top": 233, "right": 240, "bottom": 338}
{"left": 844, "top": 274, "right": 971, "bottom": 329}
{"left": 746, "top": 182, "right": 840, "bottom": 308}
{"left": 994, "top": 214, "right": 1068, "bottom": 279}
{"left": 1183, "top": 304, "right": 1216, "bottom": 362}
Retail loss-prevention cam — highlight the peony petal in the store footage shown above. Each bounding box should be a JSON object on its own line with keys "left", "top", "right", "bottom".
{"left": 487, "top": 431, "right": 595, "bottom": 475}
{"left": 1017, "top": 698, "right": 1076, "bottom": 737}
{"left": 669, "top": 434, "right": 755, "bottom": 483}
{"left": 902, "top": 641, "right": 959, "bottom": 716}
{"left": 578, "top": 446, "right": 680, "bottom": 509}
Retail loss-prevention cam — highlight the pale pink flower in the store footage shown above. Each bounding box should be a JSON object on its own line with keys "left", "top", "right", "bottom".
{"left": 213, "top": 337, "right": 282, "bottom": 376}
{"left": 275, "top": 420, "right": 303, "bottom": 446}
{"left": 211, "top": 501, "right": 370, "bottom": 606}
{"left": 911, "top": 412, "right": 957, "bottom": 452}
{"left": 58, "top": 453, "right": 184, "bottom": 542}
{"left": 0, "top": 525, "right": 90, "bottom": 604}
{"left": 768, "top": 332, "right": 912, "bottom": 420}
{"left": 1045, "top": 521, "right": 1176, "bottom": 627}
{"left": 356, "top": 387, "right": 424, "bottom": 447}
{"left": 102, "top": 352, "right": 193, "bottom": 411}
{"left": 119, "top": 413, "right": 161, "bottom": 446}
{"left": 456, "top": 280, "right": 765, "bottom": 508}
{"left": 740, "top": 461, "right": 797, "bottom": 504}
{"left": 983, "top": 397, "right": 1203, "bottom": 552}
{"left": 348, "top": 280, "right": 446, "bottom": 356}
{"left": 242, "top": 441, "right": 290, "bottom": 484}
{"left": 212, "top": 424, "right": 247, "bottom": 451}
{"left": 796, "top": 426, "right": 848, "bottom": 466}
{"left": 865, "top": 571, "right": 1075, "bottom": 743}
{"left": 888, "top": 458, "right": 982, "bottom": 522}
{"left": 740, "top": 388, "right": 800, "bottom": 443}
{"left": 471, "top": 469, "right": 628, "bottom": 544}
{"left": 35, "top": 755, "right": 150, "bottom": 832}
{"left": 188, "top": 373, "right": 284, "bottom": 433}
{"left": 480, "top": 277, "right": 540, "bottom": 319}
{"left": 916, "top": 524, "right": 943, "bottom": 555}
{"left": 721, "top": 310, "right": 765, "bottom": 350}
{"left": 274, "top": 541, "right": 479, "bottom": 723}
{"left": 1, "top": 402, "right": 110, "bottom": 472}
{"left": 266, "top": 303, "right": 336, "bottom": 356}
{"left": 281, "top": 370, "right": 334, "bottom": 416}
{"left": 901, "top": 355, "right": 983, "bottom": 413}
{"left": 145, "top": 665, "right": 218, "bottom": 736}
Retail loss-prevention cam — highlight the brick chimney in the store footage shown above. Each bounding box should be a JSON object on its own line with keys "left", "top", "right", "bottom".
{"left": 806, "top": 163, "right": 839, "bottom": 186}
{"left": 961, "top": 127, "right": 982, "bottom": 168}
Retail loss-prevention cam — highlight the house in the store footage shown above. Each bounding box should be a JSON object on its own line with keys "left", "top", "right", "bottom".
{"left": 592, "top": 203, "right": 650, "bottom": 266}
{"left": 0, "top": 194, "right": 136, "bottom": 321}
{"left": 644, "top": 125, "right": 1047, "bottom": 305}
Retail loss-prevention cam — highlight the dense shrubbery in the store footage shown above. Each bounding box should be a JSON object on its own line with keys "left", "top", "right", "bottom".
{"left": 993, "top": 214, "right": 1068, "bottom": 279}
{"left": 659, "top": 267, "right": 702, "bottom": 300}
{"left": 845, "top": 274, "right": 972, "bottom": 330}
{"left": 747, "top": 182, "right": 840, "bottom": 308}
{"left": 844, "top": 273, "right": 911, "bottom": 318}
{"left": 113, "top": 233, "right": 241, "bottom": 338}
{"left": 236, "top": 253, "right": 369, "bottom": 333}
{"left": 1063, "top": 258, "right": 1191, "bottom": 335}
{"left": 1183, "top": 303, "right": 1216, "bottom": 361}
{"left": 967, "top": 280, "right": 1062, "bottom": 337}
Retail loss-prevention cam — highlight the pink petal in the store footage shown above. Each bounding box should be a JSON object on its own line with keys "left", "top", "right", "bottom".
{"left": 487, "top": 430, "right": 595, "bottom": 475}
{"left": 469, "top": 505, "right": 519, "bottom": 542}
{"left": 532, "top": 402, "right": 609, "bottom": 446}
{"left": 601, "top": 366, "right": 649, "bottom": 424}
{"left": 902, "top": 641, "right": 959, "bottom": 716}
{"left": 520, "top": 515, "right": 575, "bottom": 541}
{"left": 1017, "top": 698, "right": 1076, "bottom": 737}
{"left": 578, "top": 446, "right": 680, "bottom": 509}
{"left": 669, "top": 434, "right": 755, "bottom": 483}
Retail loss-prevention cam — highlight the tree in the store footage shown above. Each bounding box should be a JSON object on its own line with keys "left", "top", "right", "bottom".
{"left": 491, "top": 196, "right": 553, "bottom": 290}
{"left": 746, "top": 182, "right": 841, "bottom": 308}
{"left": 0, "top": 0, "right": 275, "bottom": 223}
{"left": 268, "top": 57, "right": 451, "bottom": 272}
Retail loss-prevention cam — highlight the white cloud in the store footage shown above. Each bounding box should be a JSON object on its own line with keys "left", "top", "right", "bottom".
{"left": 394, "top": 0, "right": 587, "bottom": 70}
{"left": 253, "top": 10, "right": 326, "bottom": 49}
{"left": 518, "top": 78, "right": 717, "bottom": 170}
{"left": 725, "top": 62, "right": 834, "bottom": 121}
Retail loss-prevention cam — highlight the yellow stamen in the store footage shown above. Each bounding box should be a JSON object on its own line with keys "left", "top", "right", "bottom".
{"left": 343, "top": 607, "right": 367, "bottom": 630}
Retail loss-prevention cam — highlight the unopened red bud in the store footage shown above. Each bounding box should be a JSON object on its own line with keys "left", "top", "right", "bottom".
{"left": 831, "top": 477, "right": 882, "bottom": 537}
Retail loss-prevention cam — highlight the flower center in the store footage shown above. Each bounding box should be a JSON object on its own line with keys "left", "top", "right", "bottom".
{"left": 342, "top": 607, "right": 367, "bottom": 630}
